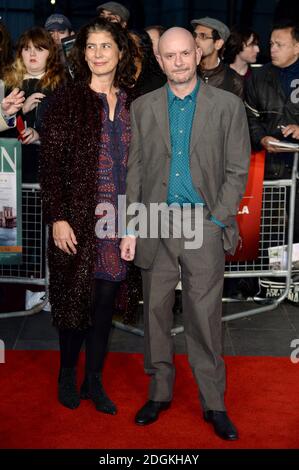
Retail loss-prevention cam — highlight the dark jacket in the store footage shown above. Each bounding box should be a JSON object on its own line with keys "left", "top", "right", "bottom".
{"left": 245, "top": 62, "right": 299, "bottom": 149}
{"left": 199, "top": 61, "right": 244, "bottom": 99}
{"left": 40, "top": 82, "right": 108, "bottom": 330}
{"left": 245, "top": 62, "right": 299, "bottom": 178}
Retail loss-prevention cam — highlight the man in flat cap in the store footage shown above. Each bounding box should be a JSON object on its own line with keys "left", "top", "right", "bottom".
{"left": 191, "top": 16, "right": 243, "bottom": 98}
{"left": 44, "top": 13, "right": 74, "bottom": 45}
{"left": 97, "top": 2, "right": 130, "bottom": 28}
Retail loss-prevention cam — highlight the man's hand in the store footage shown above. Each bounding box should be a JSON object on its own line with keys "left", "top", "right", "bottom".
{"left": 22, "top": 92, "right": 46, "bottom": 114}
{"left": 1, "top": 88, "right": 25, "bottom": 116}
{"left": 53, "top": 221, "right": 78, "bottom": 255}
{"left": 120, "top": 236, "right": 136, "bottom": 261}
{"left": 260, "top": 135, "right": 282, "bottom": 153}
{"left": 282, "top": 124, "right": 299, "bottom": 140}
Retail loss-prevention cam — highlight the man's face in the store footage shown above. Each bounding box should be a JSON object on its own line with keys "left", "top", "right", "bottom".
{"left": 99, "top": 9, "right": 126, "bottom": 27}
{"left": 49, "top": 29, "right": 70, "bottom": 45}
{"left": 193, "top": 25, "right": 222, "bottom": 58}
{"left": 270, "top": 28, "right": 299, "bottom": 68}
{"left": 239, "top": 34, "right": 260, "bottom": 64}
{"left": 157, "top": 34, "right": 201, "bottom": 85}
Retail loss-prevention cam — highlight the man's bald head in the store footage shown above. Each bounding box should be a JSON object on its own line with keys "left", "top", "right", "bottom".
{"left": 156, "top": 27, "right": 201, "bottom": 86}
{"left": 158, "top": 27, "right": 196, "bottom": 54}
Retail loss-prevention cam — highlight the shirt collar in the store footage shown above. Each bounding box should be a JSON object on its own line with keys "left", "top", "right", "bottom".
{"left": 167, "top": 79, "right": 200, "bottom": 104}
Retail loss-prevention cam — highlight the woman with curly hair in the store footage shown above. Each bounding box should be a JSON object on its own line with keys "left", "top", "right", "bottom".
{"left": 2, "top": 27, "right": 65, "bottom": 182}
{"left": 40, "top": 18, "right": 136, "bottom": 414}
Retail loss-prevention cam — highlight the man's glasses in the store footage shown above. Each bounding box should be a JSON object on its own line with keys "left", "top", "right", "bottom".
{"left": 193, "top": 32, "right": 214, "bottom": 40}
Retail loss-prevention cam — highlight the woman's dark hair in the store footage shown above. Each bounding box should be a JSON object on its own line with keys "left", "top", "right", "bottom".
{"left": 224, "top": 27, "right": 259, "bottom": 64}
{"left": 130, "top": 29, "right": 165, "bottom": 94}
{"left": 69, "top": 17, "right": 137, "bottom": 88}
{"left": 0, "top": 21, "right": 13, "bottom": 79}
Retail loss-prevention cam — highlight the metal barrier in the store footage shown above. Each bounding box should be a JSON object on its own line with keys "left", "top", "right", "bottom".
{"left": 2, "top": 150, "right": 298, "bottom": 332}
{"left": 0, "top": 184, "right": 48, "bottom": 318}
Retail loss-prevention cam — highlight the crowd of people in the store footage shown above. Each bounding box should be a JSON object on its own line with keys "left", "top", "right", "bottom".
{"left": 1, "top": 1, "right": 299, "bottom": 442}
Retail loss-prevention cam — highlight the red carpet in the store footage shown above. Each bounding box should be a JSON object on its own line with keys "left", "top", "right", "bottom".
{"left": 0, "top": 352, "right": 299, "bottom": 449}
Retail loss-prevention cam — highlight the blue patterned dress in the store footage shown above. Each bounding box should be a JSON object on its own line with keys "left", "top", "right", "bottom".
{"left": 94, "top": 90, "right": 130, "bottom": 282}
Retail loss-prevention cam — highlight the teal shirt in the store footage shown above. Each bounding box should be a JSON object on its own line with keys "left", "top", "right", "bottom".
{"left": 166, "top": 81, "right": 225, "bottom": 228}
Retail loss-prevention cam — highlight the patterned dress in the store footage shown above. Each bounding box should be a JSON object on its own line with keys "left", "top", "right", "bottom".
{"left": 94, "top": 89, "right": 130, "bottom": 282}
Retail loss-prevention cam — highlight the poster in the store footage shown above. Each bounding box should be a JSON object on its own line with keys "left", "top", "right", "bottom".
{"left": 0, "top": 138, "right": 22, "bottom": 265}
{"left": 226, "top": 150, "right": 265, "bottom": 262}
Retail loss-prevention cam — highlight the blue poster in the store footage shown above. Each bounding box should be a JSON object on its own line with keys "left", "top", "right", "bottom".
{"left": 0, "top": 138, "right": 22, "bottom": 264}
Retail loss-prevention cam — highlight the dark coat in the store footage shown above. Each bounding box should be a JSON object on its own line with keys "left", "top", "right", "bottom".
{"left": 40, "top": 82, "right": 106, "bottom": 330}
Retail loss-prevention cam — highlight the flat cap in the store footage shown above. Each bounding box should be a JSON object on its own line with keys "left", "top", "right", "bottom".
{"left": 96, "top": 2, "right": 130, "bottom": 23}
{"left": 191, "top": 16, "right": 230, "bottom": 42}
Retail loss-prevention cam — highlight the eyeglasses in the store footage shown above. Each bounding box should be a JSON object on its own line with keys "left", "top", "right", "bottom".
{"left": 193, "top": 32, "right": 214, "bottom": 40}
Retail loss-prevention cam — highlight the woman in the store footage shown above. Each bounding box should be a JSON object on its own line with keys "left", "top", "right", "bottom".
{"left": 130, "top": 29, "right": 166, "bottom": 95}
{"left": 40, "top": 18, "right": 136, "bottom": 414}
{"left": 3, "top": 27, "right": 65, "bottom": 182}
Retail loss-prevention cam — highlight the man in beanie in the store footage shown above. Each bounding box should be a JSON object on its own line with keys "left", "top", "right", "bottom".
{"left": 191, "top": 17, "right": 243, "bottom": 98}
{"left": 44, "top": 13, "right": 74, "bottom": 45}
{"left": 96, "top": 2, "right": 130, "bottom": 28}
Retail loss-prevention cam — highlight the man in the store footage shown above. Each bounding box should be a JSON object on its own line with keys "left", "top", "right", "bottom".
{"left": 120, "top": 27, "right": 250, "bottom": 440}
{"left": 96, "top": 2, "right": 130, "bottom": 28}
{"left": 245, "top": 20, "right": 299, "bottom": 240}
{"left": 0, "top": 88, "right": 25, "bottom": 132}
{"left": 44, "top": 13, "right": 74, "bottom": 45}
{"left": 191, "top": 16, "right": 244, "bottom": 98}
{"left": 224, "top": 27, "right": 260, "bottom": 78}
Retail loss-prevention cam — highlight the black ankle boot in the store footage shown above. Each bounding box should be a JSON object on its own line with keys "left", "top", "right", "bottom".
{"left": 58, "top": 367, "right": 80, "bottom": 410}
{"left": 80, "top": 372, "right": 117, "bottom": 415}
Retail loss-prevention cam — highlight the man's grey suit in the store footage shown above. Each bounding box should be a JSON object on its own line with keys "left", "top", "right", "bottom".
{"left": 126, "top": 81, "right": 251, "bottom": 411}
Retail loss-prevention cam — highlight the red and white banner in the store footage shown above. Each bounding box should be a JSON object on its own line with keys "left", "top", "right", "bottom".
{"left": 226, "top": 150, "right": 265, "bottom": 262}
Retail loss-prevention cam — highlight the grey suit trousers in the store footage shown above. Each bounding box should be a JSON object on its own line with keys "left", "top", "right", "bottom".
{"left": 141, "top": 207, "right": 226, "bottom": 411}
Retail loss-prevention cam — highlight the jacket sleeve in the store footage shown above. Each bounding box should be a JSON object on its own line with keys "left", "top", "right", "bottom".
{"left": 244, "top": 74, "right": 267, "bottom": 150}
{"left": 211, "top": 98, "right": 251, "bottom": 226}
{"left": 39, "top": 86, "right": 70, "bottom": 224}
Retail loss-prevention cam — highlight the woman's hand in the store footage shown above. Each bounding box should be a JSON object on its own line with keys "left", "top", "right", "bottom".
{"left": 22, "top": 92, "right": 46, "bottom": 114}
{"left": 53, "top": 221, "right": 78, "bottom": 255}
{"left": 1, "top": 88, "right": 25, "bottom": 116}
{"left": 20, "top": 127, "right": 40, "bottom": 144}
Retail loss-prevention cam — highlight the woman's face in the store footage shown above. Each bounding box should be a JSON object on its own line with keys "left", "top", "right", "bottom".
{"left": 21, "top": 41, "right": 50, "bottom": 75}
{"left": 85, "top": 31, "right": 122, "bottom": 79}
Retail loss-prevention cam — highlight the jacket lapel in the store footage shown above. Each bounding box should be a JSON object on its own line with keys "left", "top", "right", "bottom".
{"left": 190, "top": 81, "right": 216, "bottom": 154}
{"left": 151, "top": 85, "right": 171, "bottom": 154}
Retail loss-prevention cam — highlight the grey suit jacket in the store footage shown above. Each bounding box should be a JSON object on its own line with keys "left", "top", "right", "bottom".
{"left": 126, "top": 81, "right": 251, "bottom": 269}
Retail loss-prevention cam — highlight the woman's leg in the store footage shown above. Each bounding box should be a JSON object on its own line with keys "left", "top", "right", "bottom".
{"left": 58, "top": 329, "right": 86, "bottom": 410}
{"left": 82, "top": 278, "right": 120, "bottom": 414}
{"left": 85, "top": 279, "right": 120, "bottom": 373}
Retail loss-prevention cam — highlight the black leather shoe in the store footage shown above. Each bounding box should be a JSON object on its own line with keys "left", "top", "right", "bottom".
{"left": 203, "top": 410, "right": 239, "bottom": 440}
{"left": 135, "top": 400, "right": 171, "bottom": 425}
{"left": 80, "top": 373, "right": 117, "bottom": 415}
{"left": 58, "top": 367, "right": 80, "bottom": 410}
